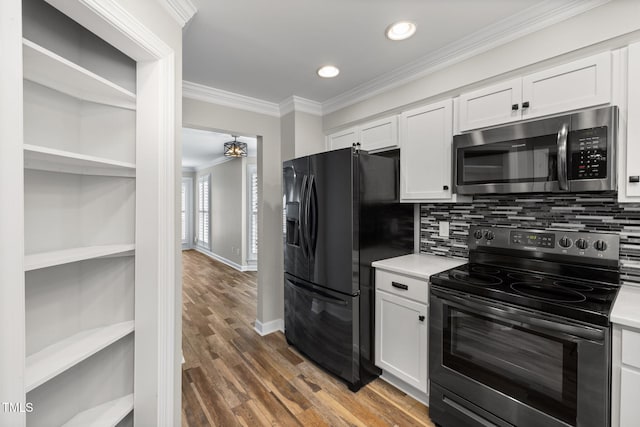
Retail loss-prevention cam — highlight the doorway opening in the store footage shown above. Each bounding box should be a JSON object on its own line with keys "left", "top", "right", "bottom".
{"left": 181, "top": 127, "right": 258, "bottom": 271}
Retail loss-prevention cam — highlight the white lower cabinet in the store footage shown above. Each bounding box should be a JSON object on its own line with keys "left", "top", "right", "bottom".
{"left": 612, "top": 324, "right": 640, "bottom": 427}
{"left": 620, "top": 366, "right": 640, "bottom": 426}
{"left": 375, "top": 269, "right": 428, "bottom": 394}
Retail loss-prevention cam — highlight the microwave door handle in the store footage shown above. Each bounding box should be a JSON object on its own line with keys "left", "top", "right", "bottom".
{"left": 557, "top": 123, "right": 569, "bottom": 190}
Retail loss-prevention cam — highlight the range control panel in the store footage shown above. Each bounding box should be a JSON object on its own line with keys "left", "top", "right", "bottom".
{"left": 510, "top": 231, "right": 555, "bottom": 248}
{"left": 569, "top": 126, "right": 608, "bottom": 180}
{"left": 469, "top": 226, "right": 620, "bottom": 262}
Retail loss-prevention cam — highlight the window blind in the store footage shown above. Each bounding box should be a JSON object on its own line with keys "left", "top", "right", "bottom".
{"left": 197, "top": 174, "right": 210, "bottom": 248}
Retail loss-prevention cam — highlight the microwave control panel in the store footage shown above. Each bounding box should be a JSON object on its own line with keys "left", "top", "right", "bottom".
{"left": 569, "top": 126, "right": 607, "bottom": 180}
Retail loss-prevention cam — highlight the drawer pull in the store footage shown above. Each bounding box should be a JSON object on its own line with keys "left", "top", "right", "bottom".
{"left": 391, "top": 282, "right": 408, "bottom": 290}
{"left": 630, "top": 176, "right": 640, "bottom": 183}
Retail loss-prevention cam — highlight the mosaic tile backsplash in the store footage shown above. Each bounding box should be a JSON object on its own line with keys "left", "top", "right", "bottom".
{"left": 420, "top": 193, "right": 640, "bottom": 287}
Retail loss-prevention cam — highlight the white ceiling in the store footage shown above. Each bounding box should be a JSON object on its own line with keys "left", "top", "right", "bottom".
{"left": 182, "top": 0, "right": 579, "bottom": 104}
{"left": 182, "top": 128, "right": 257, "bottom": 169}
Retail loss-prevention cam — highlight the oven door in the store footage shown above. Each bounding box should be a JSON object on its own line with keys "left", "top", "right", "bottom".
{"left": 429, "top": 286, "right": 610, "bottom": 427}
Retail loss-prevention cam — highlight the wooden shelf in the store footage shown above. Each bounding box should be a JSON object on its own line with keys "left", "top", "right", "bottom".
{"left": 22, "top": 39, "right": 136, "bottom": 110}
{"left": 61, "top": 394, "right": 133, "bottom": 427}
{"left": 24, "top": 144, "right": 135, "bottom": 177}
{"left": 25, "top": 244, "right": 135, "bottom": 272}
{"left": 26, "top": 321, "right": 134, "bottom": 392}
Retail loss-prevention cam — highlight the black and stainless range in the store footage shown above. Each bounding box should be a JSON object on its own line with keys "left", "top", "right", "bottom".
{"left": 429, "top": 226, "right": 621, "bottom": 427}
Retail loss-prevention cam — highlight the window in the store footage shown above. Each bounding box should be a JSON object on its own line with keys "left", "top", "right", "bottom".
{"left": 197, "top": 174, "right": 210, "bottom": 249}
{"left": 248, "top": 166, "right": 258, "bottom": 260}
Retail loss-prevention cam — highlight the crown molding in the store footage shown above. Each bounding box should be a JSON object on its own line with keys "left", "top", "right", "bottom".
{"left": 279, "top": 96, "right": 323, "bottom": 116}
{"left": 321, "top": 0, "right": 611, "bottom": 115}
{"left": 160, "top": 0, "right": 197, "bottom": 28}
{"left": 184, "top": 81, "right": 323, "bottom": 117}
{"left": 183, "top": 80, "right": 281, "bottom": 117}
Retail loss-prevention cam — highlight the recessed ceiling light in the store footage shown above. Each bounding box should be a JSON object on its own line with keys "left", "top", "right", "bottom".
{"left": 386, "top": 21, "right": 416, "bottom": 41}
{"left": 317, "top": 65, "right": 340, "bottom": 78}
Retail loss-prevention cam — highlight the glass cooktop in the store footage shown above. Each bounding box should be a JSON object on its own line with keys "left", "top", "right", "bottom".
{"left": 430, "top": 263, "right": 620, "bottom": 326}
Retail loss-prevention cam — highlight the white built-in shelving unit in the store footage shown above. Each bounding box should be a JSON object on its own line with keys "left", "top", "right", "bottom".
{"left": 21, "top": 1, "right": 137, "bottom": 425}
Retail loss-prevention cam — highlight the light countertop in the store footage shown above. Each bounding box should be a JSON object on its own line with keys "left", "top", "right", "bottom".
{"left": 612, "top": 285, "right": 640, "bottom": 330}
{"left": 372, "top": 253, "right": 467, "bottom": 280}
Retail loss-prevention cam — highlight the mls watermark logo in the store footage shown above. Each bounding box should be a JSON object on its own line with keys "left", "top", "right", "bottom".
{"left": 2, "top": 402, "right": 34, "bottom": 413}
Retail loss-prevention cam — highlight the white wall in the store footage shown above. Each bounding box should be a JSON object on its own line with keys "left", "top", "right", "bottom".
{"left": 183, "top": 98, "right": 288, "bottom": 328}
{"left": 323, "top": 0, "right": 640, "bottom": 131}
{"left": 195, "top": 159, "right": 248, "bottom": 267}
{"left": 294, "top": 111, "right": 325, "bottom": 157}
{"left": 281, "top": 111, "right": 295, "bottom": 162}
{"left": 281, "top": 110, "right": 324, "bottom": 160}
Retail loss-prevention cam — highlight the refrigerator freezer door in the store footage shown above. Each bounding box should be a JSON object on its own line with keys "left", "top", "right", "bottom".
{"left": 283, "top": 157, "right": 311, "bottom": 282}
{"left": 308, "top": 149, "right": 358, "bottom": 296}
{"left": 284, "top": 273, "right": 359, "bottom": 386}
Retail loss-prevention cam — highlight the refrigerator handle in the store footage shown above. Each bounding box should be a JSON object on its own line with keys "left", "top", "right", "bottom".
{"left": 300, "top": 174, "right": 308, "bottom": 257}
{"left": 305, "top": 175, "right": 318, "bottom": 256}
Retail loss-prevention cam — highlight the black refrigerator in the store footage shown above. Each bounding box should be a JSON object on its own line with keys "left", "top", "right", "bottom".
{"left": 283, "top": 147, "right": 414, "bottom": 391}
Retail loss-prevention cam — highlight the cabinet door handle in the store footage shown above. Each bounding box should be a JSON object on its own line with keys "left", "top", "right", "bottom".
{"left": 418, "top": 315, "right": 425, "bottom": 322}
{"left": 391, "top": 282, "right": 408, "bottom": 290}
{"left": 511, "top": 104, "right": 519, "bottom": 111}
{"left": 443, "top": 185, "right": 449, "bottom": 191}
{"left": 522, "top": 101, "right": 530, "bottom": 108}
{"left": 630, "top": 176, "right": 640, "bottom": 183}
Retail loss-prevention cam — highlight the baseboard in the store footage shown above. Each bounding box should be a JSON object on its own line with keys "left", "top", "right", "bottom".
{"left": 380, "top": 371, "right": 429, "bottom": 406}
{"left": 195, "top": 247, "right": 255, "bottom": 272}
{"left": 254, "top": 318, "right": 284, "bottom": 336}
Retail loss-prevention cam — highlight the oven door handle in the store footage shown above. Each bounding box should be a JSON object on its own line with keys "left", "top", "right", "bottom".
{"left": 557, "top": 123, "right": 569, "bottom": 191}
{"left": 431, "top": 288, "right": 605, "bottom": 343}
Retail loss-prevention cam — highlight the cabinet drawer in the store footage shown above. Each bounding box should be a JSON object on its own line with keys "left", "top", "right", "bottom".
{"left": 375, "top": 269, "right": 428, "bottom": 304}
{"left": 622, "top": 329, "right": 640, "bottom": 369}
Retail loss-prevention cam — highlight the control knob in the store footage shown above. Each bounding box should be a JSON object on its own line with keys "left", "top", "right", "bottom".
{"left": 594, "top": 240, "right": 608, "bottom": 251}
{"left": 485, "top": 231, "right": 495, "bottom": 241}
{"left": 473, "top": 230, "right": 484, "bottom": 240}
{"left": 575, "top": 239, "right": 589, "bottom": 250}
{"left": 559, "top": 236, "right": 572, "bottom": 248}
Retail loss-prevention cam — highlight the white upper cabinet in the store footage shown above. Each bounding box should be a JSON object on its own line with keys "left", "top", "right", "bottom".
{"left": 623, "top": 42, "right": 640, "bottom": 201}
{"left": 522, "top": 52, "right": 611, "bottom": 119}
{"left": 400, "top": 99, "right": 456, "bottom": 202}
{"left": 327, "top": 126, "right": 358, "bottom": 150}
{"left": 458, "top": 78, "right": 522, "bottom": 131}
{"left": 458, "top": 52, "right": 612, "bottom": 131}
{"left": 326, "top": 115, "right": 399, "bottom": 152}
{"left": 359, "top": 115, "right": 398, "bottom": 152}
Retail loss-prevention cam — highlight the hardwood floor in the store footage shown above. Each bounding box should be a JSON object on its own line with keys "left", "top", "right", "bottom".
{"left": 181, "top": 250, "right": 435, "bottom": 426}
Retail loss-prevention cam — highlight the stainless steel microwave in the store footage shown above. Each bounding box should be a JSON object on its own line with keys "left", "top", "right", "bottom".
{"left": 453, "top": 106, "right": 618, "bottom": 195}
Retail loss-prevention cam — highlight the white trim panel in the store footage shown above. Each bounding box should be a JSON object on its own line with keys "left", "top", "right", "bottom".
{"left": 254, "top": 318, "right": 284, "bottom": 337}
{"left": 195, "top": 247, "right": 256, "bottom": 272}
